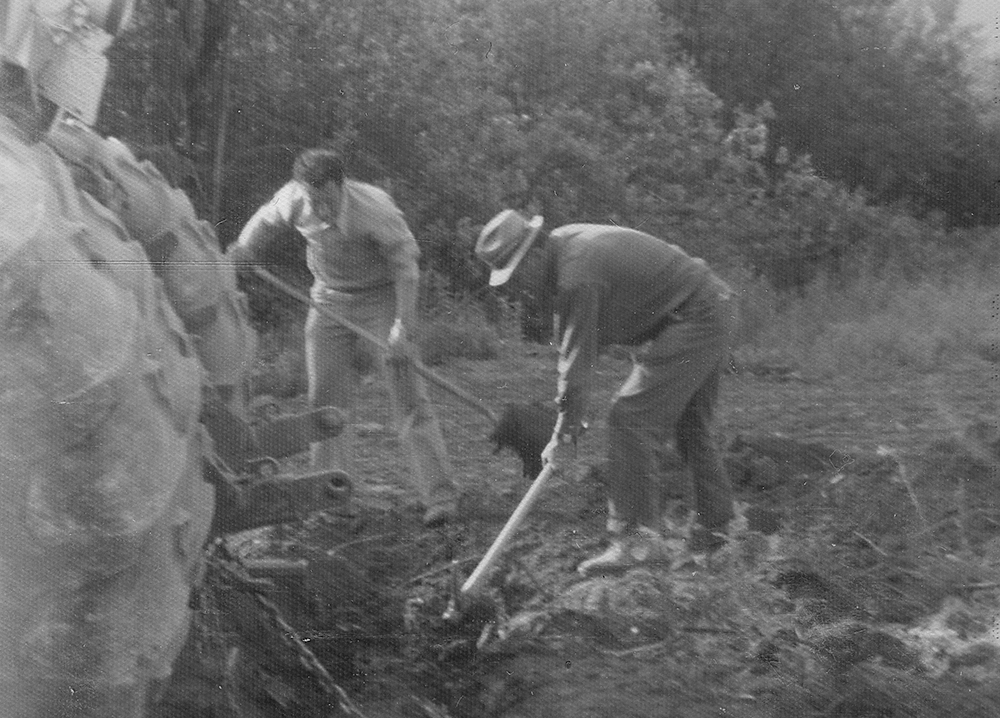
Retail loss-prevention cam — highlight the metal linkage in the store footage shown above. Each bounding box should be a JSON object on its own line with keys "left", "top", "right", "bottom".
{"left": 208, "top": 544, "right": 370, "bottom": 718}
{"left": 250, "top": 588, "right": 369, "bottom": 718}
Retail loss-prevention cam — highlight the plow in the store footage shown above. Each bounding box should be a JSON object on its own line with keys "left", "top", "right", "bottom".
{"left": 200, "top": 391, "right": 354, "bottom": 536}
{"left": 154, "top": 406, "right": 526, "bottom": 717}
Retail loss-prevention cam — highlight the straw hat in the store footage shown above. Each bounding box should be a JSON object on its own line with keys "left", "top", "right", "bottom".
{"left": 475, "top": 209, "right": 544, "bottom": 286}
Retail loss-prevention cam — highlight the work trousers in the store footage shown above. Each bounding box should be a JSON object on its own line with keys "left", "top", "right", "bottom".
{"left": 605, "top": 279, "right": 736, "bottom": 534}
{"left": 304, "top": 285, "right": 456, "bottom": 507}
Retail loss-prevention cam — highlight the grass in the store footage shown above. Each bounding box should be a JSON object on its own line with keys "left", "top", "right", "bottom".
{"left": 418, "top": 292, "right": 520, "bottom": 366}
{"left": 735, "top": 264, "right": 1000, "bottom": 379}
{"left": 249, "top": 254, "right": 999, "bottom": 392}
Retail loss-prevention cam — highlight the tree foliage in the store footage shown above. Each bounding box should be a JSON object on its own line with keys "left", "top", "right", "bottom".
{"left": 98, "top": 0, "right": 1000, "bottom": 314}
{"left": 660, "top": 0, "right": 1000, "bottom": 226}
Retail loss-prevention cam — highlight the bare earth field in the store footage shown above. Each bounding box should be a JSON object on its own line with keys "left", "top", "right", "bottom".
{"left": 156, "top": 342, "right": 1000, "bottom": 717}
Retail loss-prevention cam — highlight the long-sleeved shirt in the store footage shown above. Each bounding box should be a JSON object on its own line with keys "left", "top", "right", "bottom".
{"left": 544, "top": 224, "right": 717, "bottom": 432}
{"left": 232, "top": 179, "right": 420, "bottom": 303}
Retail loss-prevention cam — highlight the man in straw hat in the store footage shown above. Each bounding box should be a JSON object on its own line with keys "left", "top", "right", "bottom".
{"left": 476, "top": 210, "right": 737, "bottom": 575}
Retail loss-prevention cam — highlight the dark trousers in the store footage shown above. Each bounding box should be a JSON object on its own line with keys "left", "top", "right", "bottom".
{"left": 605, "top": 280, "right": 736, "bottom": 533}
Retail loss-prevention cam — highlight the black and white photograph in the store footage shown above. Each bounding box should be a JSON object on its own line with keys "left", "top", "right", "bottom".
{"left": 1, "top": 0, "right": 999, "bottom": 715}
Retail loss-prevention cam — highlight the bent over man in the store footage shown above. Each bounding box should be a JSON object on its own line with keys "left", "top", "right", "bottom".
{"left": 476, "top": 211, "right": 737, "bottom": 575}
{"left": 229, "top": 149, "right": 459, "bottom": 526}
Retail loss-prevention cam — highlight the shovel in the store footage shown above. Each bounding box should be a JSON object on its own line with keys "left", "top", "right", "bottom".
{"left": 459, "top": 462, "right": 557, "bottom": 598}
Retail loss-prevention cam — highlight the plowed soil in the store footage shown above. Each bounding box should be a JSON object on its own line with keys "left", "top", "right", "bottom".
{"left": 154, "top": 345, "right": 1000, "bottom": 718}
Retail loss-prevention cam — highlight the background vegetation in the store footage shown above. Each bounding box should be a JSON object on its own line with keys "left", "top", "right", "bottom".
{"left": 100, "top": 4, "right": 999, "bottom": 712}
{"left": 100, "top": 0, "right": 1000, "bottom": 373}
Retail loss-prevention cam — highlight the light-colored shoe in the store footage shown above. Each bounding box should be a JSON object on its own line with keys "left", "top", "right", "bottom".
{"left": 577, "top": 529, "right": 670, "bottom": 576}
{"left": 578, "top": 539, "right": 628, "bottom": 576}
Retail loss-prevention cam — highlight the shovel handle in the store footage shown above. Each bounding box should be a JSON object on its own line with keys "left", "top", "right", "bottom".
{"left": 461, "top": 463, "right": 557, "bottom": 596}
{"left": 252, "top": 267, "right": 497, "bottom": 424}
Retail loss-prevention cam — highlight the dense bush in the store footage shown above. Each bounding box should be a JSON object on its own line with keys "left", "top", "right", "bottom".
{"left": 735, "top": 256, "right": 1000, "bottom": 378}
{"left": 100, "top": 0, "right": 1000, "bottom": 350}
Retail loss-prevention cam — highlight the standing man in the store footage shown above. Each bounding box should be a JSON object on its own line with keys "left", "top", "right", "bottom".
{"left": 476, "top": 210, "right": 737, "bottom": 575}
{"left": 229, "top": 149, "right": 459, "bottom": 526}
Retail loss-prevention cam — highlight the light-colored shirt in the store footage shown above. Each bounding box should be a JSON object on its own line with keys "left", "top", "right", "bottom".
{"left": 544, "top": 224, "right": 717, "bottom": 431}
{"left": 234, "top": 179, "right": 420, "bottom": 301}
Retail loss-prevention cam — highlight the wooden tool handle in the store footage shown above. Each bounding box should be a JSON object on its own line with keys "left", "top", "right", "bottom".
{"left": 253, "top": 267, "right": 497, "bottom": 424}
{"left": 461, "top": 463, "right": 556, "bottom": 596}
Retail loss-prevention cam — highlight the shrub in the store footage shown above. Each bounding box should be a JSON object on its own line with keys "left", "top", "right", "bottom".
{"left": 736, "top": 260, "right": 999, "bottom": 378}
{"left": 418, "top": 285, "right": 514, "bottom": 366}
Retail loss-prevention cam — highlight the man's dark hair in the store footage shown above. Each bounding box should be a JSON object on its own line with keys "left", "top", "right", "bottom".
{"left": 292, "top": 149, "right": 345, "bottom": 188}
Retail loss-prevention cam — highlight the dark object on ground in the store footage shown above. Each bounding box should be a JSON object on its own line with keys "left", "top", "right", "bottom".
{"left": 725, "top": 434, "right": 847, "bottom": 491}
{"left": 200, "top": 393, "right": 353, "bottom": 536}
{"left": 489, "top": 401, "right": 558, "bottom": 478}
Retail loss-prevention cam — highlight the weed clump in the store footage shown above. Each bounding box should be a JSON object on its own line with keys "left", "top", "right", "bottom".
{"left": 737, "top": 267, "right": 998, "bottom": 378}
